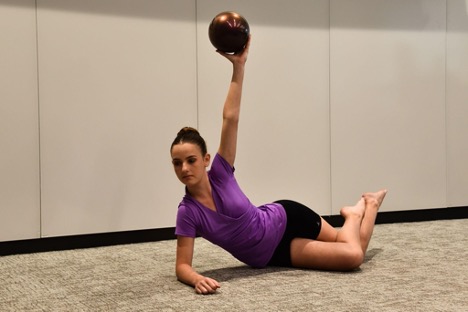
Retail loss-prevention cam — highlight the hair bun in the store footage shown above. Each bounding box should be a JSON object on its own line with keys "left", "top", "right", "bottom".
{"left": 171, "top": 126, "right": 207, "bottom": 155}
{"left": 177, "top": 127, "right": 199, "bottom": 137}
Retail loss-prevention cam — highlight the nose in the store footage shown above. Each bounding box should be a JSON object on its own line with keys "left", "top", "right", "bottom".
{"left": 181, "top": 161, "right": 189, "bottom": 173}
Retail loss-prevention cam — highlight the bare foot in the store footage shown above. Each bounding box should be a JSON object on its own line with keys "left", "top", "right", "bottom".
{"left": 362, "top": 189, "right": 387, "bottom": 210}
{"left": 340, "top": 198, "right": 366, "bottom": 220}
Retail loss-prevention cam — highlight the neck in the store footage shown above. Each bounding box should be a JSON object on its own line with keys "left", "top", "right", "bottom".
{"left": 186, "top": 173, "right": 211, "bottom": 198}
{"left": 186, "top": 175, "right": 216, "bottom": 211}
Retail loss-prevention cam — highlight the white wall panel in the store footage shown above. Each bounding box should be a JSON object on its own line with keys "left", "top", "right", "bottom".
{"left": 38, "top": 0, "right": 197, "bottom": 237}
{"left": 2, "top": 0, "right": 466, "bottom": 243}
{"left": 330, "top": 0, "right": 447, "bottom": 212}
{"left": 0, "top": 0, "right": 41, "bottom": 242}
{"left": 197, "top": 0, "right": 331, "bottom": 214}
{"left": 447, "top": 0, "right": 468, "bottom": 207}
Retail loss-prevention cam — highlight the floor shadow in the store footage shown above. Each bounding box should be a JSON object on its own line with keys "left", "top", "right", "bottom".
{"left": 199, "top": 265, "right": 292, "bottom": 282}
{"left": 199, "top": 248, "right": 384, "bottom": 281}
{"left": 364, "top": 248, "right": 383, "bottom": 263}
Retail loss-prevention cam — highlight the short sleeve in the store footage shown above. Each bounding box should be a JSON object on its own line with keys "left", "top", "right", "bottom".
{"left": 209, "top": 154, "right": 235, "bottom": 184}
{"left": 175, "top": 204, "right": 197, "bottom": 237}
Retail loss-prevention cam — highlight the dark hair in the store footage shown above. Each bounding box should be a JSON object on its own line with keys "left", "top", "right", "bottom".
{"left": 170, "top": 127, "right": 208, "bottom": 156}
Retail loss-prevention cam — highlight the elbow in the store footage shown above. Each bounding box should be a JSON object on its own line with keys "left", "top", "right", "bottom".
{"left": 223, "top": 107, "right": 240, "bottom": 124}
{"left": 223, "top": 114, "right": 239, "bottom": 125}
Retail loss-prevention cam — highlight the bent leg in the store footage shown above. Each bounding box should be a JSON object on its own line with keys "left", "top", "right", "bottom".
{"left": 290, "top": 239, "right": 364, "bottom": 271}
{"left": 360, "top": 189, "right": 387, "bottom": 253}
{"left": 290, "top": 198, "right": 365, "bottom": 271}
{"left": 317, "top": 190, "right": 388, "bottom": 253}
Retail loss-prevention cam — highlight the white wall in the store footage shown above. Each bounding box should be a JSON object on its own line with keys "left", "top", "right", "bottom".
{"left": 447, "top": 0, "right": 468, "bottom": 207}
{"left": 37, "top": 0, "right": 197, "bottom": 237}
{"left": 1, "top": 0, "right": 467, "bottom": 242}
{"left": 330, "top": 0, "right": 447, "bottom": 212}
{"left": 0, "top": 0, "right": 41, "bottom": 241}
{"left": 197, "top": 0, "right": 332, "bottom": 214}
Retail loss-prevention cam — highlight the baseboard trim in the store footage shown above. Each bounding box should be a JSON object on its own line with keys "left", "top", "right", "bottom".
{"left": 0, "top": 227, "right": 176, "bottom": 257}
{"left": 323, "top": 206, "right": 468, "bottom": 227}
{"left": 1, "top": 206, "right": 467, "bottom": 257}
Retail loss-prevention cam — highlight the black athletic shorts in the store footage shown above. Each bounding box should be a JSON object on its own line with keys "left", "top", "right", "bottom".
{"left": 267, "top": 200, "right": 322, "bottom": 267}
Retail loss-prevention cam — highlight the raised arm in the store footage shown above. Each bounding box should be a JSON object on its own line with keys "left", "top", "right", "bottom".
{"left": 217, "top": 36, "right": 251, "bottom": 167}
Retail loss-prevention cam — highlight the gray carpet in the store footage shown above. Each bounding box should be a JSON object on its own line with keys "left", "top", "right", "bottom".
{"left": 1, "top": 219, "right": 467, "bottom": 311}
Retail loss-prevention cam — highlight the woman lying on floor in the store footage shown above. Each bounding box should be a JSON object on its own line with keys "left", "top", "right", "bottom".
{"left": 170, "top": 36, "right": 387, "bottom": 294}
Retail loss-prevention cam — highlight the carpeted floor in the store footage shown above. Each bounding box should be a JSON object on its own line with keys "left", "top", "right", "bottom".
{"left": 1, "top": 219, "right": 467, "bottom": 311}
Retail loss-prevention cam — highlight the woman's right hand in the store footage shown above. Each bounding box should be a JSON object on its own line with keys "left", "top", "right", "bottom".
{"left": 194, "top": 276, "right": 221, "bottom": 295}
{"left": 176, "top": 236, "right": 220, "bottom": 295}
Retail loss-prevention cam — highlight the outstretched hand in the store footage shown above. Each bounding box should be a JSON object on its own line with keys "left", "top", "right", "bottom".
{"left": 217, "top": 35, "right": 251, "bottom": 66}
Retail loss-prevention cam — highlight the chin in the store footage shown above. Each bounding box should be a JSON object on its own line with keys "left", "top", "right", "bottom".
{"left": 181, "top": 178, "right": 195, "bottom": 187}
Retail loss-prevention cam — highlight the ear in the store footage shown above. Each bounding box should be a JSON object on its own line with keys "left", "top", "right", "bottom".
{"left": 204, "top": 153, "right": 211, "bottom": 167}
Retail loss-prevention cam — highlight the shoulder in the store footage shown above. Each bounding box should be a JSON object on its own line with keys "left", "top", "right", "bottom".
{"left": 177, "top": 198, "right": 195, "bottom": 214}
{"left": 210, "top": 153, "right": 235, "bottom": 178}
{"left": 176, "top": 199, "right": 196, "bottom": 222}
{"left": 175, "top": 201, "right": 197, "bottom": 237}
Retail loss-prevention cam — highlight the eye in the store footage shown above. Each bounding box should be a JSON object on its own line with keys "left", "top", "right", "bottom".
{"left": 188, "top": 157, "right": 197, "bottom": 164}
{"left": 172, "top": 160, "right": 181, "bottom": 167}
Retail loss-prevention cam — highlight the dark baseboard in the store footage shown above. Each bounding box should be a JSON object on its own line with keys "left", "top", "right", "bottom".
{"left": 1, "top": 206, "right": 467, "bottom": 257}
{"left": 322, "top": 206, "right": 468, "bottom": 227}
{"left": 0, "top": 227, "right": 176, "bottom": 257}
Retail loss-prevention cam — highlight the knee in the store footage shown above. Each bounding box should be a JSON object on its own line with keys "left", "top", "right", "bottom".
{"left": 342, "top": 248, "right": 364, "bottom": 271}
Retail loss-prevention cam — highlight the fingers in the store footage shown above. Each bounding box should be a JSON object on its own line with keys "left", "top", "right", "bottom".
{"left": 217, "top": 34, "right": 251, "bottom": 64}
{"left": 237, "top": 34, "right": 251, "bottom": 55}
{"left": 195, "top": 277, "right": 220, "bottom": 295}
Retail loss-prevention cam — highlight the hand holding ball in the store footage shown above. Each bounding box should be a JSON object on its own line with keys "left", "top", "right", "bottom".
{"left": 208, "top": 11, "right": 250, "bottom": 53}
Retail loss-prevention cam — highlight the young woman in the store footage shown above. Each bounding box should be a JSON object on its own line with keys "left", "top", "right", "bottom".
{"left": 170, "top": 37, "right": 387, "bottom": 295}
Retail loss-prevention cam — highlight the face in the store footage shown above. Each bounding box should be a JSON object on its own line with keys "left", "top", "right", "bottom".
{"left": 171, "top": 143, "right": 210, "bottom": 187}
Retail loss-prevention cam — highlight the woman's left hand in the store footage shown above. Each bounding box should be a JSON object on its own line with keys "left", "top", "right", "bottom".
{"left": 217, "top": 35, "right": 251, "bottom": 65}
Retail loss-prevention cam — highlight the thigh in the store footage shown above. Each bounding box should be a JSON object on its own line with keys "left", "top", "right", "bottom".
{"left": 316, "top": 217, "right": 339, "bottom": 242}
{"left": 290, "top": 238, "right": 356, "bottom": 271}
{"left": 268, "top": 200, "right": 324, "bottom": 267}
{"left": 275, "top": 199, "right": 323, "bottom": 240}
